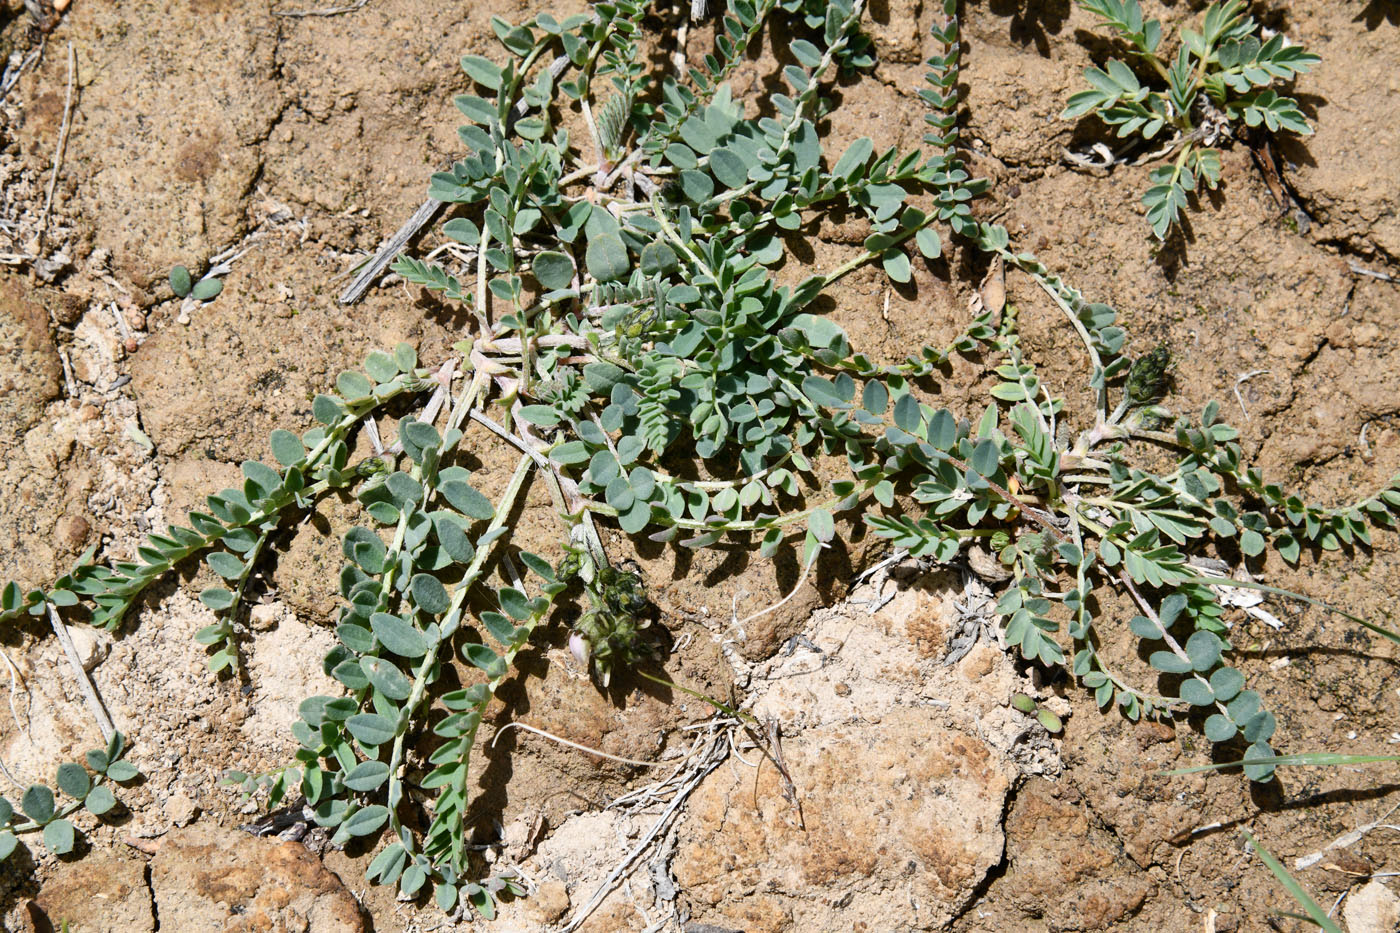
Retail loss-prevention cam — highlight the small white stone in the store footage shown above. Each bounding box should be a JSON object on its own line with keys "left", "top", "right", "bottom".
{"left": 1343, "top": 881, "right": 1400, "bottom": 933}
{"left": 67, "top": 626, "right": 109, "bottom": 672}
{"left": 249, "top": 603, "right": 280, "bottom": 631}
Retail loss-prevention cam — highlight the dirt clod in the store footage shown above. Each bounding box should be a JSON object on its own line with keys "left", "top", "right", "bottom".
{"left": 150, "top": 824, "right": 364, "bottom": 933}
{"left": 1343, "top": 880, "right": 1400, "bottom": 933}
{"left": 32, "top": 852, "right": 154, "bottom": 933}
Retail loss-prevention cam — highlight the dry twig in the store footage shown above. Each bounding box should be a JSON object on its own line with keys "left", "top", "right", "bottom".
{"left": 46, "top": 603, "right": 114, "bottom": 743}
{"left": 39, "top": 42, "right": 76, "bottom": 248}
{"left": 273, "top": 0, "right": 369, "bottom": 17}
{"left": 559, "top": 729, "right": 727, "bottom": 933}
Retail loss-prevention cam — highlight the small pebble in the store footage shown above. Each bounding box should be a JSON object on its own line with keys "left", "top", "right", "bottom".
{"left": 66, "top": 624, "right": 108, "bottom": 672}
{"left": 249, "top": 604, "right": 279, "bottom": 631}
{"left": 56, "top": 514, "right": 90, "bottom": 549}
{"left": 164, "top": 791, "right": 199, "bottom": 827}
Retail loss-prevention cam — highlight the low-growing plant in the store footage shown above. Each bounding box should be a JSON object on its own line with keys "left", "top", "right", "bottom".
{"left": 1063, "top": 0, "right": 1320, "bottom": 237}
{"left": 0, "top": 0, "right": 1390, "bottom": 918}
{"left": 1011, "top": 691, "right": 1063, "bottom": 734}
{"left": 0, "top": 732, "right": 139, "bottom": 863}
{"left": 168, "top": 263, "right": 224, "bottom": 302}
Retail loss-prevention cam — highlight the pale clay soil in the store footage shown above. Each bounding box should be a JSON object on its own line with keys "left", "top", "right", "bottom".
{"left": 0, "top": 0, "right": 1399, "bottom": 931}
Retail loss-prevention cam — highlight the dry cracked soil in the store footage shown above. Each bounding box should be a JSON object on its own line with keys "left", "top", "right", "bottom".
{"left": 1, "top": 0, "right": 1399, "bottom": 931}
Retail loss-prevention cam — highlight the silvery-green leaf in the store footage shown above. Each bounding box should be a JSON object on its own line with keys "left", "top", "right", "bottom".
{"left": 1185, "top": 630, "right": 1223, "bottom": 670}
{"left": 169, "top": 265, "right": 192, "bottom": 297}
{"left": 1179, "top": 678, "right": 1215, "bottom": 706}
{"left": 43, "top": 818, "right": 75, "bottom": 854}
{"left": 269, "top": 429, "right": 305, "bottom": 467}
{"left": 440, "top": 481, "right": 494, "bottom": 520}
{"left": 55, "top": 763, "right": 89, "bottom": 799}
{"left": 346, "top": 714, "right": 396, "bottom": 747}
{"left": 585, "top": 232, "right": 630, "bottom": 283}
{"left": 410, "top": 574, "right": 450, "bottom": 615}
{"left": 1148, "top": 651, "right": 1191, "bottom": 674}
{"left": 84, "top": 785, "right": 116, "bottom": 816}
{"left": 191, "top": 277, "right": 223, "bottom": 301}
{"left": 344, "top": 804, "right": 389, "bottom": 837}
{"left": 1209, "top": 667, "right": 1245, "bottom": 702}
{"left": 464, "top": 643, "right": 505, "bottom": 678}
{"left": 1204, "top": 713, "right": 1237, "bottom": 742}
{"left": 205, "top": 552, "right": 245, "bottom": 580}
{"left": 371, "top": 613, "right": 428, "bottom": 658}
{"left": 343, "top": 761, "right": 391, "bottom": 792}
{"left": 337, "top": 371, "right": 373, "bottom": 399}
{"left": 21, "top": 785, "right": 53, "bottom": 824}
{"left": 364, "top": 351, "right": 398, "bottom": 384}
{"left": 199, "top": 588, "right": 235, "bottom": 611}
{"left": 532, "top": 251, "right": 575, "bottom": 290}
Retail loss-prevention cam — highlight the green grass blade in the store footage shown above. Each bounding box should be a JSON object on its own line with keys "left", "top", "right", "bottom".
{"left": 1180, "top": 573, "right": 1400, "bottom": 647}
{"left": 1162, "top": 752, "right": 1400, "bottom": 776}
{"left": 1242, "top": 830, "right": 1343, "bottom": 933}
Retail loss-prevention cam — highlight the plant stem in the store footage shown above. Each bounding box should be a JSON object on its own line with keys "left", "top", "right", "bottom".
{"left": 384, "top": 452, "right": 534, "bottom": 842}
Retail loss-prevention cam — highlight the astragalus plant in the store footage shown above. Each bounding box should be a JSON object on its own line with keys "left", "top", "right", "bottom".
{"left": 2, "top": 0, "right": 1393, "bottom": 917}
